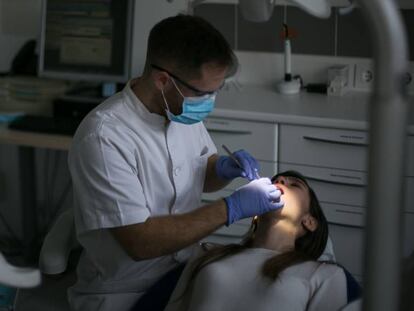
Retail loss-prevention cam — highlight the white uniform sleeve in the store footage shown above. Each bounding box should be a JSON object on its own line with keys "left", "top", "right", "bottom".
{"left": 307, "top": 266, "right": 348, "bottom": 311}
{"left": 69, "top": 132, "right": 150, "bottom": 232}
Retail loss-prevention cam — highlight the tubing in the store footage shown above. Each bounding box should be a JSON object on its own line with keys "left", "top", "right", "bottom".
{"left": 357, "top": 0, "right": 409, "bottom": 310}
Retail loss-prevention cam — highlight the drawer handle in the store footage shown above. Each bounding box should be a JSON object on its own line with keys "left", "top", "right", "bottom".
{"left": 335, "top": 209, "right": 364, "bottom": 216}
{"left": 328, "top": 221, "right": 364, "bottom": 228}
{"left": 207, "top": 129, "right": 252, "bottom": 135}
{"left": 303, "top": 135, "right": 368, "bottom": 146}
{"left": 305, "top": 175, "right": 366, "bottom": 187}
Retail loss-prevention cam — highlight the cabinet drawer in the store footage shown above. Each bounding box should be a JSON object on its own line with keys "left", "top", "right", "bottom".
{"left": 279, "top": 124, "right": 368, "bottom": 171}
{"left": 279, "top": 163, "right": 366, "bottom": 208}
{"left": 329, "top": 214, "right": 414, "bottom": 283}
{"left": 205, "top": 117, "right": 278, "bottom": 162}
{"left": 329, "top": 224, "right": 364, "bottom": 281}
{"left": 323, "top": 202, "right": 365, "bottom": 227}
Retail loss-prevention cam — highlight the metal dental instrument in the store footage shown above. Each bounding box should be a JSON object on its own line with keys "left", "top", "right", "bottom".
{"left": 222, "top": 144, "right": 260, "bottom": 180}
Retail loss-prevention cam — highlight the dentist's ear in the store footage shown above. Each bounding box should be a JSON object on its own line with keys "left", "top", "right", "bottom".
{"left": 302, "top": 215, "right": 318, "bottom": 232}
{"left": 152, "top": 70, "right": 170, "bottom": 91}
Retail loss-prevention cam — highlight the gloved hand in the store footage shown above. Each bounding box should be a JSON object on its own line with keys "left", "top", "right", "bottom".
{"left": 215, "top": 149, "right": 260, "bottom": 181}
{"left": 224, "top": 178, "right": 284, "bottom": 226}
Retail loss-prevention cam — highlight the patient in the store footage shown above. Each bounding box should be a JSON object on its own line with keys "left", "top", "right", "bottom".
{"left": 164, "top": 171, "right": 360, "bottom": 311}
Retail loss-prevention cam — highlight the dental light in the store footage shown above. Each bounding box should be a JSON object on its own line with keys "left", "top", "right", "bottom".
{"left": 238, "top": 0, "right": 332, "bottom": 22}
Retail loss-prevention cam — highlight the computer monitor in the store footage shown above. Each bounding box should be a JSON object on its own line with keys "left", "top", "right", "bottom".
{"left": 38, "top": 0, "right": 133, "bottom": 83}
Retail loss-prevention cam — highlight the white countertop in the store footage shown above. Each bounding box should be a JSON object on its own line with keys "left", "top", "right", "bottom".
{"left": 211, "top": 84, "right": 414, "bottom": 133}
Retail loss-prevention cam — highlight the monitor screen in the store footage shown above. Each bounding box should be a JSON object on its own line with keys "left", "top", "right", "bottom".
{"left": 39, "top": 0, "right": 133, "bottom": 83}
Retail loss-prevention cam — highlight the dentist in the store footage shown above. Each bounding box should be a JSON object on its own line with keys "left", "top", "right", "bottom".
{"left": 67, "top": 14, "right": 283, "bottom": 311}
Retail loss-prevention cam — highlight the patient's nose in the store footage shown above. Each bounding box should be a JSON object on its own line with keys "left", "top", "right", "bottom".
{"left": 276, "top": 176, "right": 288, "bottom": 185}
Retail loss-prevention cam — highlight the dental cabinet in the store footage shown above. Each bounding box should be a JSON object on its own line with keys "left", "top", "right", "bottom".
{"left": 279, "top": 124, "right": 414, "bottom": 282}
{"left": 203, "top": 85, "right": 414, "bottom": 282}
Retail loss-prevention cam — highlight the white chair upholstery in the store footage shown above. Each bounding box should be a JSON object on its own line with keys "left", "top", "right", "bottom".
{"left": 14, "top": 208, "right": 79, "bottom": 311}
{"left": 0, "top": 253, "right": 41, "bottom": 288}
{"left": 39, "top": 208, "right": 79, "bottom": 275}
{"left": 340, "top": 298, "right": 362, "bottom": 311}
{"left": 319, "top": 236, "right": 336, "bottom": 262}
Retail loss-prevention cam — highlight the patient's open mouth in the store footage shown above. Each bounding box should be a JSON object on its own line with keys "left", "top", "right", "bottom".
{"left": 276, "top": 185, "right": 284, "bottom": 194}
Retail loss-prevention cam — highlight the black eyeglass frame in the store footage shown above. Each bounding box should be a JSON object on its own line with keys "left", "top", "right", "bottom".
{"left": 151, "top": 64, "right": 223, "bottom": 96}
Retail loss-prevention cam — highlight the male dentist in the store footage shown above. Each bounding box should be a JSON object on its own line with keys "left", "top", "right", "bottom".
{"left": 68, "top": 14, "right": 283, "bottom": 311}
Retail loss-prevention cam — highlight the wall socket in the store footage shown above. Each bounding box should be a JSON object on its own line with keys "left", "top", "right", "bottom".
{"left": 354, "top": 62, "right": 414, "bottom": 94}
{"left": 354, "top": 63, "right": 374, "bottom": 91}
{"left": 404, "top": 64, "right": 414, "bottom": 95}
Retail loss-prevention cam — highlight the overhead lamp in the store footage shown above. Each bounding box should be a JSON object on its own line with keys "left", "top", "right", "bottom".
{"left": 238, "top": 0, "right": 332, "bottom": 22}
{"left": 286, "top": 0, "right": 332, "bottom": 18}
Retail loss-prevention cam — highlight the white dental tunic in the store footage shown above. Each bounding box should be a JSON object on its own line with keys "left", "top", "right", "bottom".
{"left": 67, "top": 80, "right": 217, "bottom": 311}
{"left": 165, "top": 248, "right": 348, "bottom": 311}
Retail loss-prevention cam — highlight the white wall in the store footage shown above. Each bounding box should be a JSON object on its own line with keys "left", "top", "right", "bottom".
{"left": 0, "top": 0, "right": 42, "bottom": 72}
{"left": 130, "top": 0, "right": 188, "bottom": 77}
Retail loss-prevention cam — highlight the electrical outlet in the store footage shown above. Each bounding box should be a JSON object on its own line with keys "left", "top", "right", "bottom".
{"left": 354, "top": 63, "right": 374, "bottom": 91}
{"left": 355, "top": 62, "right": 414, "bottom": 94}
{"left": 404, "top": 64, "right": 414, "bottom": 95}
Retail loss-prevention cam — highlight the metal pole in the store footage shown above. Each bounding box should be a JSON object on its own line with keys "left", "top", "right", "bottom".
{"left": 357, "top": 0, "right": 409, "bottom": 310}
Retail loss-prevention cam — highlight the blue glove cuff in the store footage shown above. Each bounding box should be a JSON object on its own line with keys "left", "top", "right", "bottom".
{"left": 224, "top": 196, "right": 239, "bottom": 226}
{"left": 215, "top": 156, "right": 234, "bottom": 180}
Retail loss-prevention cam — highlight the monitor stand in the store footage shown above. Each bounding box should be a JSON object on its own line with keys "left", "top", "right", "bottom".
{"left": 62, "top": 82, "right": 119, "bottom": 104}
{"left": 53, "top": 82, "right": 122, "bottom": 119}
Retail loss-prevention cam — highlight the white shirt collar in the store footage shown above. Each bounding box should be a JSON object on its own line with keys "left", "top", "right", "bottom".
{"left": 124, "top": 79, "right": 167, "bottom": 128}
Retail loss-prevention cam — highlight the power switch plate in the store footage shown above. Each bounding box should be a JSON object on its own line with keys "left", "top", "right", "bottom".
{"left": 404, "top": 63, "right": 414, "bottom": 95}
{"left": 354, "top": 63, "right": 374, "bottom": 91}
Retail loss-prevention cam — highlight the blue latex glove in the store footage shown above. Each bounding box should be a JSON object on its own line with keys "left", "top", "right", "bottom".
{"left": 215, "top": 149, "right": 260, "bottom": 181}
{"left": 224, "top": 178, "right": 284, "bottom": 226}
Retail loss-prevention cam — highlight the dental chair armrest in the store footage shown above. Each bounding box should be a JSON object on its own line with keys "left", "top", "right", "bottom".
{"left": 39, "top": 209, "right": 79, "bottom": 275}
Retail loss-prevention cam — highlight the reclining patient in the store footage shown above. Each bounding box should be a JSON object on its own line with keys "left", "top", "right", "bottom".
{"left": 164, "top": 171, "right": 360, "bottom": 311}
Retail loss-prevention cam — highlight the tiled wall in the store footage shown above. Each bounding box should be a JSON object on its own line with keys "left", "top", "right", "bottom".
{"left": 195, "top": 4, "right": 414, "bottom": 60}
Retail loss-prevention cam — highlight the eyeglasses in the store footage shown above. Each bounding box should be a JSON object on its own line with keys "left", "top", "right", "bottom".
{"left": 151, "top": 64, "right": 223, "bottom": 96}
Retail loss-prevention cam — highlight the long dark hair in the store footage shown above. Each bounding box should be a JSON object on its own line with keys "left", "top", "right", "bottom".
{"left": 190, "top": 171, "right": 329, "bottom": 283}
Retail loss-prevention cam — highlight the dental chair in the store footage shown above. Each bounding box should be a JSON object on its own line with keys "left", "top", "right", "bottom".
{"left": 12, "top": 207, "right": 360, "bottom": 311}
{"left": 14, "top": 208, "right": 79, "bottom": 311}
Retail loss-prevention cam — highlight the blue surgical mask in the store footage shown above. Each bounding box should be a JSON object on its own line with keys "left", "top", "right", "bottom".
{"left": 161, "top": 79, "right": 216, "bottom": 125}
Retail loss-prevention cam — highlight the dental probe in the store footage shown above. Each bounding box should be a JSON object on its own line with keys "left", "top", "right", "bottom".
{"left": 222, "top": 144, "right": 261, "bottom": 180}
